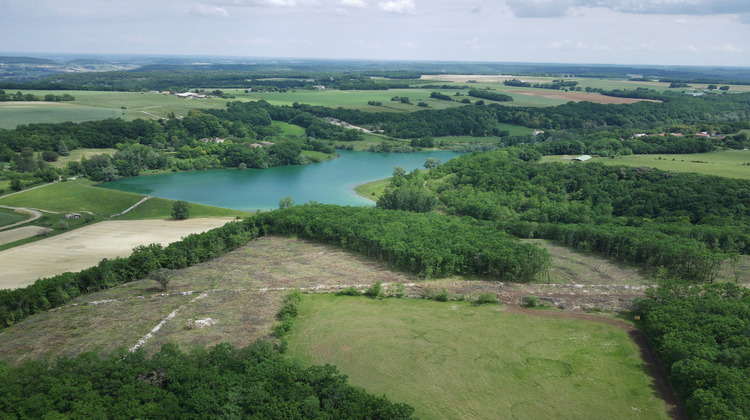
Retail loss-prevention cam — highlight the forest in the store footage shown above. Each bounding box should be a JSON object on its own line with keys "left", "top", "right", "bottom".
{"left": 0, "top": 340, "right": 414, "bottom": 419}
{"left": 635, "top": 283, "right": 750, "bottom": 420}
{"left": 380, "top": 149, "right": 749, "bottom": 282}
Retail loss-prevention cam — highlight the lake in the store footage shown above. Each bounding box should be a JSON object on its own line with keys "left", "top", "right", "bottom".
{"left": 99, "top": 150, "right": 462, "bottom": 211}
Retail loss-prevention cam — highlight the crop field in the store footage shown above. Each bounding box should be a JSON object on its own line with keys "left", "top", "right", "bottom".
{"left": 0, "top": 101, "right": 123, "bottom": 129}
{"left": 0, "top": 218, "right": 234, "bottom": 289}
{"left": 541, "top": 150, "right": 750, "bottom": 180}
{"left": 286, "top": 295, "right": 670, "bottom": 419}
{"left": 508, "top": 90, "right": 660, "bottom": 105}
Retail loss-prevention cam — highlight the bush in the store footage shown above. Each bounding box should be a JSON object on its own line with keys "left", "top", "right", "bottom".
{"left": 523, "top": 296, "right": 539, "bottom": 308}
{"left": 335, "top": 287, "right": 362, "bottom": 297}
{"left": 475, "top": 292, "right": 498, "bottom": 305}
{"left": 363, "top": 281, "right": 383, "bottom": 299}
{"left": 171, "top": 200, "right": 191, "bottom": 220}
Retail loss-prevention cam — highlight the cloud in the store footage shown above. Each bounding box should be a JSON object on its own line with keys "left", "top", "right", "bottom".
{"left": 338, "top": 0, "right": 366, "bottom": 7}
{"left": 188, "top": 4, "right": 230, "bottom": 16}
{"left": 506, "top": 0, "right": 750, "bottom": 20}
{"left": 378, "top": 0, "right": 415, "bottom": 13}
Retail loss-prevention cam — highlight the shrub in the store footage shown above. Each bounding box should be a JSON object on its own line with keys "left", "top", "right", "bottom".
{"left": 335, "top": 287, "right": 362, "bottom": 297}
{"left": 475, "top": 292, "right": 498, "bottom": 305}
{"left": 363, "top": 281, "right": 383, "bottom": 299}
{"left": 523, "top": 296, "right": 539, "bottom": 308}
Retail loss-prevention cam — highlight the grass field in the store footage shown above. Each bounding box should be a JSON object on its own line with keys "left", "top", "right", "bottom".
{"left": 541, "top": 150, "right": 750, "bottom": 179}
{"left": 272, "top": 121, "right": 306, "bottom": 136}
{"left": 0, "top": 101, "right": 123, "bottom": 129}
{"left": 50, "top": 148, "right": 117, "bottom": 169}
{"left": 354, "top": 177, "right": 388, "bottom": 201}
{"left": 286, "top": 295, "right": 670, "bottom": 419}
{"left": 0, "top": 180, "right": 143, "bottom": 216}
{"left": 0, "top": 207, "right": 28, "bottom": 228}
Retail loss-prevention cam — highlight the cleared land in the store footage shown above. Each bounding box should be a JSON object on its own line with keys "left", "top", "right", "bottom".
{"left": 0, "top": 226, "right": 48, "bottom": 247}
{"left": 541, "top": 150, "right": 750, "bottom": 180}
{"left": 0, "top": 101, "right": 123, "bottom": 129}
{"left": 0, "top": 218, "right": 233, "bottom": 289}
{"left": 508, "top": 90, "right": 660, "bottom": 105}
{"left": 286, "top": 295, "right": 671, "bottom": 420}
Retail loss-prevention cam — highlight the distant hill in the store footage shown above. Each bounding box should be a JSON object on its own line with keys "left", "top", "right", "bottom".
{"left": 0, "top": 56, "right": 60, "bottom": 65}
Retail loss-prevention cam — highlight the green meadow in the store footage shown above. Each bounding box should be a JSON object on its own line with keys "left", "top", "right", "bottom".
{"left": 0, "top": 101, "right": 123, "bottom": 129}
{"left": 541, "top": 150, "right": 750, "bottom": 180}
{"left": 286, "top": 295, "right": 669, "bottom": 420}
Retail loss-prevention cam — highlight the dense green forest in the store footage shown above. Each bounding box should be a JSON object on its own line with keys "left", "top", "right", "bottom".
{"left": 0, "top": 101, "right": 356, "bottom": 189}
{"left": 635, "top": 283, "right": 750, "bottom": 420}
{"left": 0, "top": 341, "right": 414, "bottom": 419}
{"left": 381, "top": 149, "right": 749, "bottom": 282}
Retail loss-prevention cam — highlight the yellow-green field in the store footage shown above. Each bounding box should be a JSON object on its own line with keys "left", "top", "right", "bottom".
{"left": 286, "top": 295, "right": 670, "bottom": 420}
{"left": 541, "top": 150, "right": 750, "bottom": 179}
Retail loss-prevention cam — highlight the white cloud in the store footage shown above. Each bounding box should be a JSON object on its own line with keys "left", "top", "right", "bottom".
{"left": 378, "top": 0, "right": 415, "bottom": 14}
{"left": 188, "top": 4, "right": 230, "bottom": 17}
{"left": 506, "top": 0, "right": 750, "bottom": 21}
{"left": 338, "top": 0, "right": 366, "bottom": 7}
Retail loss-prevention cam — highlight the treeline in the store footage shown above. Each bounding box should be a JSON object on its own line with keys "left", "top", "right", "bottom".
{"left": 0, "top": 341, "right": 414, "bottom": 419}
{"left": 0, "top": 205, "right": 549, "bottom": 328}
{"left": 635, "top": 283, "right": 750, "bottom": 419}
{"left": 504, "top": 79, "right": 578, "bottom": 90}
{"left": 253, "top": 204, "right": 550, "bottom": 281}
{"left": 0, "top": 89, "right": 74, "bottom": 102}
{"left": 467, "top": 89, "right": 513, "bottom": 102}
{"left": 295, "top": 92, "right": 750, "bottom": 138}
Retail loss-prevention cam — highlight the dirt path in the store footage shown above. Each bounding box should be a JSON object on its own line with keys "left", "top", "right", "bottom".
{"left": 0, "top": 205, "right": 42, "bottom": 231}
{"left": 503, "top": 305, "right": 686, "bottom": 420}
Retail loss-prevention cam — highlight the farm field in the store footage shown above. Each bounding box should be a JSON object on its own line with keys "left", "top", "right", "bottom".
{"left": 50, "top": 148, "right": 117, "bottom": 169}
{"left": 0, "top": 101, "right": 123, "bottom": 129}
{"left": 541, "top": 150, "right": 750, "bottom": 180}
{"left": 0, "top": 207, "right": 28, "bottom": 228}
{"left": 286, "top": 295, "right": 671, "bottom": 420}
{"left": 0, "top": 218, "right": 234, "bottom": 289}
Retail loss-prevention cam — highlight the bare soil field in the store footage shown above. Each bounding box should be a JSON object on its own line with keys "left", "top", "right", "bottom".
{"left": 508, "top": 90, "right": 661, "bottom": 104}
{"left": 0, "top": 218, "right": 233, "bottom": 289}
{"left": 0, "top": 226, "right": 49, "bottom": 247}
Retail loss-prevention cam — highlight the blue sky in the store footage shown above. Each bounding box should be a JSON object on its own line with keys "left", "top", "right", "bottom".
{"left": 1, "top": 0, "right": 749, "bottom": 66}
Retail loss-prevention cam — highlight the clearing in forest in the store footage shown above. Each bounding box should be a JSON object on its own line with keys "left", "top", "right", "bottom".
{"left": 286, "top": 295, "right": 672, "bottom": 420}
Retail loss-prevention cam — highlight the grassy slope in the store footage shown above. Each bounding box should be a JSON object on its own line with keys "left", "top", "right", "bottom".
{"left": 541, "top": 150, "right": 750, "bottom": 180}
{"left": 286, "top": 295, "right": 669, "bottom": 420}
{"left": 0, "top": 208, "right": 29, "bottom": 227}
{"left": 50, "top": 148, "right": 117, "bottom": 169}
{"left": 0, "top": 181, "right": 142, "bottom": 216}
{"left": 117, "top": 197, "right": 252, "bottom": 220}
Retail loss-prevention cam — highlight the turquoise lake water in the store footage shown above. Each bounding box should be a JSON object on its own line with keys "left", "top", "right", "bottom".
{"left": 99, "top": 150, "right": 462, "bottom": 211}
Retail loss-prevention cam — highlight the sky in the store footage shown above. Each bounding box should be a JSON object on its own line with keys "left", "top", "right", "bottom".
{"left": 1, "top": 0, "right": 749, "bottom": 66}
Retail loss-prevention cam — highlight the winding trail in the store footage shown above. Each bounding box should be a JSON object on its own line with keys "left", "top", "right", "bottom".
{"left": 0, "top": 205, "right": 42, "bottom": 231}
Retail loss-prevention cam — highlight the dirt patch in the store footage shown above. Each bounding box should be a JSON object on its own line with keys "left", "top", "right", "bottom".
{"left": 0, "top": 226, "right": 49, "bottom": 246}
{"left": 508, "top": 90, "right": 661, "bottom": 105}
{"left": 0, "top": 218, "right": 233, "bottom": 289}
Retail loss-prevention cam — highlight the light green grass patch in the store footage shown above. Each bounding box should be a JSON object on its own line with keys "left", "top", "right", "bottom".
{"left": 0, "top": 207, "right": 29, "bottom": 227}
{"left": 51, "top": 148, "right": 117, "bottom": 169}
{"left": 0, "top": 101, "right": 123, "bottom": 129}
{"left": 272, "top": 121, "right": 306, "bottom": 136}
{"left": 286, "top": 295, "right": 670, "bottom": 420}
{"left": 354, "top": 177, "right": 389, "bottom": 201}
{"left": 0, "top": 180, "right": 142, "bottom": 216}
{"left": 301, "top": 150, "right": 336, "bottom": 163}
{"left": 116, "top": 197, "right": 253, "bottom": 220}
{"left": 542, "top": 150, "right": 750, "bottom": 180}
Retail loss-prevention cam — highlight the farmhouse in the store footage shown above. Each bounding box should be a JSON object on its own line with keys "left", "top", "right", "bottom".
{"left": 573, "top": 155, "right": 592, "bottom": 162}
{"left": 65, "top": 212, "right": 82, "bottom": 220}
{"left": 175, "top": 92, "right": 207, "bottom": 99}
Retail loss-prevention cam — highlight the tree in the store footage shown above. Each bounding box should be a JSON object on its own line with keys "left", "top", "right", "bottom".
{"left": 424, "top": 158, "right": 442, "bottom": 169}
{"left": 279, "top": 196, "right": 295, "bottom": 209}
{"left": 58, "top": 141, "right": 69, "bottom": 157}
{"left": 151, "top": 268, "right": 171, "bottom": 291}
{"left": 172, "top": 201, "right": 191, "bottom": 220}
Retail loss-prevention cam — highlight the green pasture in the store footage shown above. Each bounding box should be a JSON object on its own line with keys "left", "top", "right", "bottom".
{"left": 0, "top": 101, "right": 123, "bottom": 129}
{"left": 115, "top": 197, "right": 252, "bottom": 220}
{"left": 51, "top": 148, "right": 117, "bottom": 169}
{"left": 542, "top": 150, "right": 750, "bottom": 180}
{"left": 286, "top": 295, "right": 669, "bottom": 420}
{"left": 353, "top": 177, "right": 388, "bottom": 201}
{"left": 0, "top": 207, "right": 28, "bottom": 228}
{"left": 272, "top": 121, "right": 306, "bottom": 136}
{"left": 0, "top": 180, "right": 143, "bottom": 216}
